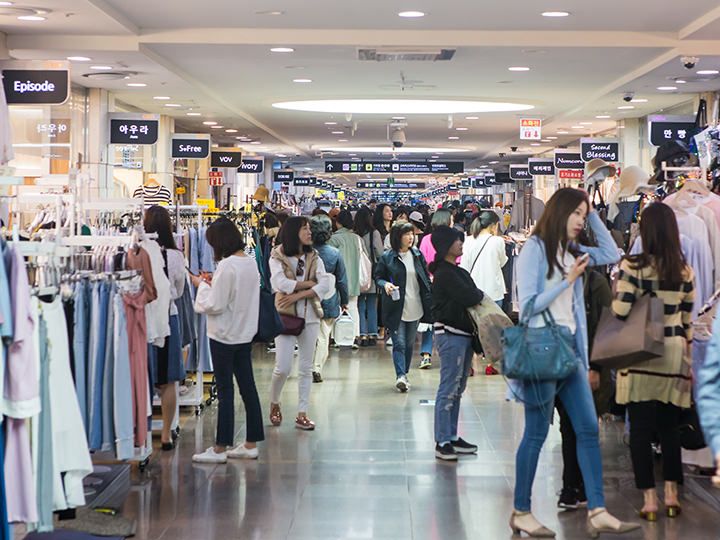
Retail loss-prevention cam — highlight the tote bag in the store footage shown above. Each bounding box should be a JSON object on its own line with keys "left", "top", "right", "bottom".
{"left": 358, "top": 237, "right": 373, "bottom": 293}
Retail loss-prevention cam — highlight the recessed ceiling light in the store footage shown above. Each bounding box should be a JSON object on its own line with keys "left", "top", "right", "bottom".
{"left": 571, "top": 125, "right": 584, "bottom": 129}
{"left": 187, "top": 112, "right": 201, "bottom": 116}
{"left": 465, "top": 116, "right": 479, "bottom": 120}
{"left": 18, "top": 15, "right": 46, "bottom": 21}
{"left": 270, "top": 47, "right": 294, "bottom": 53}
{"left": 338, "top": 139, "right": 348, "bottom": 142}
{"left": 251, "top": 141, "right": 262, "bottom": 145}
{"left": 90, "top": 65, "right": 113, "bottom": 70}
{"left": 489, "top": 160, "right": 500, "bottom": 164}
{"left": 164, "top": 103, "right": 181, "bottom": 107}
{"left": 630, "top": 98, "right": 648, "bottom": 103}
{"left": 432, "top": 155, "right": 440, "bottom": 159}
{"left": 211, "top": 125, "right": 224, "bottom": 129}
{"left": 657, "top": 86, "right": 677, "bottom": 91}
{"left": 293, "top": 78, "right": 313, "bottom": 83}
{"left": 557, "top": 130, "right": 569, "bottom": 134}
{"left": 0, "top": 2, "right": 14, "bottom": 6}
{"left": 331, "top": 131, "right": 344, "bottom": 135}
{"left": 456, "top": 127, "right": 469, "bottom": 131}
{"left": 596, "top": 115, "right": 611, "bottom": 119}
{"left": 321, "top": 146, "right": 469, "bottom": 154}
{"left": 392, "top": 116, "right": 406, "bottom": 120}
{"left": 579, "top": 122, "right": 593, "bottom": 125}
{"left": 256, "top": 10, "right": 284, "bottom": 15}
{"left": 276, "top": 154, "right": 287, "bottom": 158}
{"left": 324, "top": 121, "right": 337, "bottom": 125}
{"left": 547, "top": 136, "right": 558, "bottom": 140}
{"left": 398, "top": 11, "right": 425, "bottom": 18}
{"left": 203, "top": 121, "right": 217, "bottom": 125}
{"left": 541, "top": 139, "right": 551, "bottom": 142}
{"left": 153, "top": 96, "right": 171, "bottom": 100}
{"left": 675, "top": 79, "right": 687, "bottom": 84}
{"left": 448, "top": 136, "right": 460, "bottom": 140}
{"left": 67, "top": 56, "right": 91, "bottom": 62}
{"left": 508, "top": 66, "right": 531, "bottom": 72}
{"left": 542, "top": 11, "right": 570, "bottom": 17}
{"left": 127, "top": 83, "right": 146, "bottom": 87}
{"left": 530, "top": 143, "right": 541, "bottom": 146}
{"left": 617, "top": 105, "right": 635, "bottom": 109}
{"left": 226, "top": 129, "right": 238, "bottom": 133}
{"left": 697, "top": 70, "right": 719, "bottom": 75}
{"left": 273, "top": 99, "right": 534, "bottom": 114}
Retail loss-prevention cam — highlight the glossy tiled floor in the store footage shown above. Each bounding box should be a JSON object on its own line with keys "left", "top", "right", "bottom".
{"left": 122, "top": 344, "right": 720, "bottom": 540}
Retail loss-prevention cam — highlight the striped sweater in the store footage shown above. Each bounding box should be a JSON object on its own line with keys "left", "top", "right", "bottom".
{"left": 611, "top": 259, "right": 695, "bottom": 408}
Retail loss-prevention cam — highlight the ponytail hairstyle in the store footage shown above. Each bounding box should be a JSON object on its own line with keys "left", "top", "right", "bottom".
{"left": 469, "top": 211, "right": 500, "bottom": 238}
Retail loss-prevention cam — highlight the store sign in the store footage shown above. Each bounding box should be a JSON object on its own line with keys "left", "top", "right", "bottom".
{"left": 293, "top": 177, "right": 311, "bottom": 186}
{"left": 110, "top": 119, "right": 159, "bottom": 145}
{"left": 471, "top": 177, "right": 486, "bottom": 188}
{"left": 274, "top": 171, "right": 294, "bottom": 182}
{"left": 558, "top": 169, "right": 584, "bottom": 180}
{"left": 238, "top": 159, "right": 264, "bottom": 173}
{"left": 325, "top": 161, "right": 463, "bottom": 174}
{"left": 648, "top": 115, "right": 695, "bottom": 146}
{"left": 2, "top": 68, "right": 70, "bottom": 105}
{"left": 211, "top": 151, "right": 242, "bottom": 168}
{"left": 36, "top": 121, "right": 69, "bottom": 139}
{"left": 528, "top": 158, "right": 555, "bottom": 176}
{"left": 509, "top": 165, "right": 531, "bottom": 181}
{"left": 495, "top": 172, "right": 514, "bottom": 184}
{"left": 461, "top": 178, "right": 471, "bottom": 188}
{"left": 171, "top": 137, "right": 210, "bottom": 159}
{"left": 520, "top": 118, "right": 542, "bottom": 141}
{"left": 554, "top": 150, "right": 584, "bottom": 169}
{"left": 308, "top": 177, "right": 318, "bottom": 186}
{"left": 356, "top": 180, "right": 426, "bottom": 190}
{"left": 580, "top": 138, "right": 619, "bottom": 162}
{"left": 208, "top": 171, "right": 224, "bottom": 186}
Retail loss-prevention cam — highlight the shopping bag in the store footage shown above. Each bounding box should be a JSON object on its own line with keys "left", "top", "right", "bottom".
{"left": 333, "top": 312, "right": 355, "bottom": 347}
{"left": 253, "top": 287, "right": 284, "bottom": 343}
{"left": 467, "top": 297, "right": 514, "bottom": 363}
{"left": 358, "top": 238, "right": 373, "bottom": 293}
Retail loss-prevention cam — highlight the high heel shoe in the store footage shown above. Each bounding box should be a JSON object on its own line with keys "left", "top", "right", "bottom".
{"left": 638, "top": 510, "right": 657, "bottom": 522}
{"left": 509, "top": 511, "right": 556, "bottom": 538}
{"left": 587, "top": 509, "right": 641, "bottom": 538}
{"left": 666, "top": 505, "right": 682, "bottom": 518}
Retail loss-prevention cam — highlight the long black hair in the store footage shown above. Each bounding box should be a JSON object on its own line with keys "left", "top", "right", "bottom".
{"left": 373, "top": 204, "right": 391, "bottom": 239}
{"left": 353, "top": 207, "right": 374, "bottom": 237}
{"left": 144, "top": 205, "right": 177, "bottom": 250}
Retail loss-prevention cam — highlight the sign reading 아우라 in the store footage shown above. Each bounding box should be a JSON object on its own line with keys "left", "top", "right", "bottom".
{"left": 580, "top": 138, "right": 619, "bottom": 162}
{"left": 110, "top": 119, "right": 159, "bottom": 145}
{"left": 520, "top": 119, "right": 542, "bottom": 140}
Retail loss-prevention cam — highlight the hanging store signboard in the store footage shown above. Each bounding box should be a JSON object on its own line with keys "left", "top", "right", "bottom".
{"left": 509, "top": 165, "right": 532, "bottom": 181}
{"left": 1, "top": 62, "right": 70, "bottom": 105}
{"left": 356, "top": 181, "right": 427, "bottom": 189}
{"left": 495, "top": 172, "right": 514, "bottom": 184}
{"left": 274, "top": 170, "right": 294, "bottom": 182}
{"left": 211, "top": 151, "right": 242, "bottom": 168}
{"left": 171, "top": 136, "right": 210, "bottom": 159}
{"left": 528, "top": 158, "right": 555, "bottom": 176}
{"left": 208, "top": 171, "right": 224, "bottom": 186}
{"left": 580, "top": 138, "right": 619, "bottom": 162}
{"left": 648, "top": 115, "right": 695, "bottom": 147}
{"left": 520, "top": 118, "right": 542, "bottom": 140}
{"left": 558, "top": 169, "right": 584, "bottom": 180}
{"left": 325, "top": 161, "right": 463, "bottom": 174}
{"left": 554, "top": 150, "right": 584, "bottom": 169}
{"left": 461, "top": 178, "right": 471, "bottom": 188}
{"left": 238, "top": 159, "right": 264, "bottom": 173}
{"left": 110, "top": 118, "right": 159, "bottom": 145}
{"left": 293, "top": 177, "right": 311, "bottom": 186}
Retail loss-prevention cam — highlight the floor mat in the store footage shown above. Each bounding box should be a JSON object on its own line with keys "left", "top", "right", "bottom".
{"left": 24, "top": 531, "right": 124, "bottom": 540}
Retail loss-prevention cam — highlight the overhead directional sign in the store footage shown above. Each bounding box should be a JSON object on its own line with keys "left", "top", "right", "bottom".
{"left": 326, "top": 161, "right": 464, "bottom": 174}
{"left": 495, "top": 172, "right": 513, "bottom": 184}
{"left": 648, "top": 115, "right": 695, "bottom": 146}
{"left": 554, "top": 150, "right": 584, "bottom": 169}
{"left": 356, "top": 181, "right": 426, "bottom": 189}
{"left": 509, "top": 165, "right": 532, "bottom": 181}
{"left": 520, "top": 118, "right": 542, "bottom": 140}
{"left": 581, "top": 138, "right": 619, "bottom": 162}
{"left": 528, "top": 158, "right": 555, "bottom": 176}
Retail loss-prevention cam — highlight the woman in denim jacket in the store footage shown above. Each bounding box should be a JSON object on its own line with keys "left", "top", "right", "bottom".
{"left": 510, "top": 188, "right": 639, "bottom": 538}
{"left": 698, "top": 313, "right": 720, "bottom": 487}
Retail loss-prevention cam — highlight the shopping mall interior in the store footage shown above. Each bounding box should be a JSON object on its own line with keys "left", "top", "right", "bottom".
{"left": 2, "top": 1, "right": 720, "bottom": 539}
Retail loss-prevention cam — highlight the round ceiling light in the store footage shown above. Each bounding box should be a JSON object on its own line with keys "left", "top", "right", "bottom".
{"left": 398, "top": 11, "right": 425, "bottom": 18}
{"left": 541, "top": 11, "right": 570, "bottom": 17}
{"left": 0, "top": 2, "right": 14, "bottom": 6}
{"left": 272, "top": 99, "right": 534, "bottom": 115}
{"left": 320, "top": 146, "right": 470, "bottom": 154}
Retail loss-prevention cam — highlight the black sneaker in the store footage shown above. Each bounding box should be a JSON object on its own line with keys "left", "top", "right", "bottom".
{"left": 557, "top": 488, "right": 580, "bottom": 510}
{"left": 312, "top": 372, "right": 323, "bottom": 383}
{"left": 577, "top": 488, "right": 587, "bottom": 507}
{"left": 435, "top": 443, "right": 458, "bottom": 461}
{"left": 451, "top": 438, "right": 478, "bottom": 454}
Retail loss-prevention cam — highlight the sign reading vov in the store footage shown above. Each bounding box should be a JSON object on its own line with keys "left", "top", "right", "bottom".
{"left": 171, "top": 136, "right": 210, "bottom": 159}
{"left": 581, "top": 138, "right": 619, "bottom": 162}
{"left": 554, "top": 150, "right": 584, "bottom": 169}
{"left": 1, "top": 64, "right": 70, "bottom": 105}
{"left": 648, "top": 115, "right": 695, "bottom": 147}
{"left": 238, "top": 159, "right": 264, "bottom": 173}
{"left": 528, "top": 158, "right": 555, "bottom": 176}
{"left": 211, "top": 151, "right": 242, "bottom": 168}
{"left": 509, "top": 165, "right": 532, "bottom": 181}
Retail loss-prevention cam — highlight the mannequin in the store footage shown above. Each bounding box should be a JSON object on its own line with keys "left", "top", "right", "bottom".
{"left": 508, "top": 182, "right": 544, "bottom": 232}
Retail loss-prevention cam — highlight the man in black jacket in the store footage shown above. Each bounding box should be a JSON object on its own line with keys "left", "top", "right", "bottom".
{"left": 429, "top": 226, "right": 484, "bottom": 461}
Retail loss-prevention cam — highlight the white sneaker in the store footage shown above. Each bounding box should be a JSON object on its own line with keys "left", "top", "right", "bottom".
{"left": 227, "top": 444, "right": 259, "bottom": 460}
{"left": 192, "top": 447, "right": 227, "bottom": 463}
{"left": 396, "top": 376, "right": 408, "bottom": 392}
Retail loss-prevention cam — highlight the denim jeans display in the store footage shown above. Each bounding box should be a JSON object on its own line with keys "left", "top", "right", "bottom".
{"left": 434, "top": 333, "right": 473, "bottom": 444}
{"left": 389, "top": 320, "right": 420, "bottom": 377}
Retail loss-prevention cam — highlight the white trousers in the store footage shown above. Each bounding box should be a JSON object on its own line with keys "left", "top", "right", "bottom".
{"left": 347, "top": 296, "right": 360, "bottom": 338}
{"left": 270, "top": 322, "right": 320, "bottom": 413}
{"left": 313, "top": 318, "right": 335, "bottom": 374}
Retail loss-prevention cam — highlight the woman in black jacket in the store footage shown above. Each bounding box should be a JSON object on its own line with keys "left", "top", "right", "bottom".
{"left": 374, "top": 221, "right": 432, "bottom": 393}
{"left": 429, "top": 226, "right": 484, "bottom": 461}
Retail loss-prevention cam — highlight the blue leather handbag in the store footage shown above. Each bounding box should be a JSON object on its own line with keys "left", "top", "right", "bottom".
{"left": 501, "top": 297, "right": 578, "bottom": 381}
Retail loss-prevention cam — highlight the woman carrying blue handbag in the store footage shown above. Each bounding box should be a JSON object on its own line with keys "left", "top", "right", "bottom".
{"left": 509, "top": 188, "right": 640, "bottom": 538}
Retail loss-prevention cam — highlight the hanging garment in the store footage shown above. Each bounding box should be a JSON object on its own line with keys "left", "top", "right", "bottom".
{"left": 132, "top": 184, "right": 171, "bottom": 206}
{"left": 123, "top": 291, "right": 149, "bottom": 448}
{"left": 113, "top": 293, "right": 133, "bottom": 460}
{"left": 126, "top": 246, "right": 158, "bottom": 305}
{"left": 72, "top": 280, "right": 90, "bottom": 429}
{"left": 101, "top": 282, "right": 116, "bottom": 453}
{"left": 175, "top": 276, "right": 196, "bottom": 348}
{"left": 88, "top": 281, "right": 110, "bottom": 451}
{"left": 4, "top": 418, "right": 37, "bottom": 523}
{"left": 139, "top": 240, "right": 171, "bottom": 346}
{"left": 0, "top": 71, "right": 14, "bottom": 166}
{"left": 34, "top": 297, "right": 92, "bottom": 512}
{"left": 0, "top": 420, "right": 10, "bottom": 540}
{"left": 188, "top": 227, "right": 200, "bottom": 275}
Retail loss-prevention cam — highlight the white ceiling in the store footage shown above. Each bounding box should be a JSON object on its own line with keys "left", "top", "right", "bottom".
{"left": 2, "top": 0, "right": 720, "bottom": 173}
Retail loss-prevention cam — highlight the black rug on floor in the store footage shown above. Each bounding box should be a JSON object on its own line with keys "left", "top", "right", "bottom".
{"left": 24, "top": 531, "right": 123, "bottom": 540}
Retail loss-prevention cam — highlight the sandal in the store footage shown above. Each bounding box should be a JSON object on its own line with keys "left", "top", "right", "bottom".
{"left": 270, "top": 403, "right": 282, "bottom": 426}
{"left": 295, "top": 415, "right": 316, "bottom": 431}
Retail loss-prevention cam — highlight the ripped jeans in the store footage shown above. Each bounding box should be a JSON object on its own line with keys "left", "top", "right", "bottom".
{"left": 434, "top": 332, "right": 474, "bottom": 445}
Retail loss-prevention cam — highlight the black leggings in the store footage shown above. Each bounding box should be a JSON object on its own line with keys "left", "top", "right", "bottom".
{"left": 210, "top": 340, "right": 265, "bottom": 447}
{"left": 627, "top": 401, "right": 683, "bottom": 489}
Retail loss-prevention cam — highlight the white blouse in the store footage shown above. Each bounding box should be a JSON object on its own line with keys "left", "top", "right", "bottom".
{"left": 460, "top": 233, "right": 508, "bottom": 302}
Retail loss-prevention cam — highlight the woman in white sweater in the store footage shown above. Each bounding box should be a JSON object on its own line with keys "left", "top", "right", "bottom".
{"left": 460, "top": 211, "right": 508, "bottom": 306}
{"left": 191, "top": 218, "right": 263, "bottom": 464}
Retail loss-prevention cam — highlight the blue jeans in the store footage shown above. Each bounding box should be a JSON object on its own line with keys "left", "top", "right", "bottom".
{"left": 389, "top": 320, "right": 420, "bottom": 377}
{"left": 434, "top": 333, "right": 474, "bottom": 444}
{"left": 89, "top": 281, "right": 110, "bottom": 451}
{"left": 358, "top": 293, "right": 379, "bottom": 337}
{"left": 514, "top": 364, "right": 605, "bottom": 511}
{"left": 421, "top": 329, "right": 433, "bottom": 356}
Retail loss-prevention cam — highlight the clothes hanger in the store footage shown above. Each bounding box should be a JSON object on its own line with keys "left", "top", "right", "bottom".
{"left": 144, "top": 176, "right": 161, "bottom": 188}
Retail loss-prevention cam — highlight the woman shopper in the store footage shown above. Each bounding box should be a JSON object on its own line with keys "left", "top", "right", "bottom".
{"left": 460, "top": 211, "right": 508, "bottom": 307}
{"left": 191, "top": 218, "right": 264, "bottom": 463}
{"left": 310, "top": 215, "right": 349, "bottom": 383}
{"left": 611, "top": 202, "right": 696, "bottom": 520}
{"left": 430, "top": 226, "right": 483, "bottom": 461}
{"left": 511, "top": 188, "right": 639, "bottom": 538}
{"left": 143, "top": 206, "right": 186, "bottom": 451}
{"left": 329, "top": 210, "right": 362, "bottom": 347}
{"left": 374, "top": 221, "right": 432, "bottom": 392}
{"left": 354, "top": 207, "right": 380, "bottom": 346}
{"left": 698, "top": 314, "right": 720, "bottom": 488}
{"left": 270, "top": 216, "right": 333, "bottom": 430}
{"left": 372, "top": 203, "right": 393, "bottom": 253}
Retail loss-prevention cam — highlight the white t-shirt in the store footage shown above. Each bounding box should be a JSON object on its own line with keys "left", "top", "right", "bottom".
{"left": 400, "top": 251, "right": 423, "bottom": 322}
{"left": 530, "top": 249, "right": 576, "bottom": 333}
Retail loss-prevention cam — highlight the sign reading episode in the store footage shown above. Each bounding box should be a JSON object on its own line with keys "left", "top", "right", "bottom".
{"left": 211, "top": 151, "right": 242, "bottom": 168}
{"left": 648, "top": 115, "right": 695, "bottom": 147}
{"left": 2, "top": 68, "right": 70, "bottom": 105}
{"left": 554, "top": 150, "right": 584, "bottom": 169}
{"left": 171, "top": 137, "right": 210, "bottom": 159}
{"left": 110, "top": 119, "right": 159, "bottom": 145}
{"left": 581, "top": 138, "right": 619, "bottom": 162}
{"left": 520, "top": 118, "right": 542, "bottom": 140}
{"left": 528, "top": 158, "right": 555, "bottom": 176}
{"left": 509, "top": 165, "right": 532, "bottom": 181}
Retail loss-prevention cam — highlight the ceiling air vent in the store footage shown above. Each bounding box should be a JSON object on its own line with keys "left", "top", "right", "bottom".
{"left": 358, "top": 48, "right": 456, "bottom": 62}
{"left": 83, "top": 71, "right": 138, "bottom": 81}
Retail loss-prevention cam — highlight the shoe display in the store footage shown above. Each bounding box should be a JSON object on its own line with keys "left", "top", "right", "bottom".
{"left": 227, "top": 444, "right": 259, "bottom": 460}
{"left": 295, "top": 416, "right": 316, "bottom": 431}
{"left": 451, "top": 438, "right": 478, "bottom": 454}
{"left": 395, "top": 376, "right": 408, "bottom": 393}
{"left": 435, "top": 443, "right": 458, "bottom": 461}
{"left": 312, "top": 371, "right": 323, "bottom": 383}
{"left": 270, "top": 403, "right": 282, "bottom": 426}
{"left": 192, "top": 447, "right": 227, "bottom": 464}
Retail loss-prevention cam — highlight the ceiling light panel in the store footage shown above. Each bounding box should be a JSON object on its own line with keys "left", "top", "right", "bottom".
{"left": 272, "top": 99, "right": 534, "bottom": 114}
